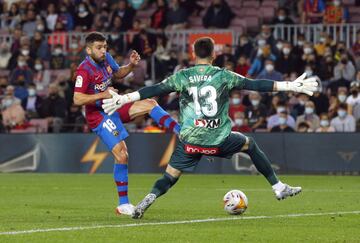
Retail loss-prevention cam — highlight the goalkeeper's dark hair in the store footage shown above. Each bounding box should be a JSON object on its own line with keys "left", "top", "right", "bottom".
{"left": 194, "top": 37, "right": 214, "bottom": 59}
{"left": 85, "top": 32, "right": 106, "bottom": 46}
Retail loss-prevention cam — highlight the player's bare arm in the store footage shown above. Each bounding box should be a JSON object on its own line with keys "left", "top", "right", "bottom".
{"left": 112, "top": 50, "right": 141, "bottom": 79}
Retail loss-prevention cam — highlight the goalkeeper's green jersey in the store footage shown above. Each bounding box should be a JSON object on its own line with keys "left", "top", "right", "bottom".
{"left": 161, "top": 64, "right": 246, "bottom": 146}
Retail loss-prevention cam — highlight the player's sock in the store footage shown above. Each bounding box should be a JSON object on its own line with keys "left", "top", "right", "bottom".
{"left": 114, "top": 163, "right": 129, "bottom": 205}
{"left": 150, "top": 105, "right": 180, "bottom": 134}
{"left": 150, "top": 172, "right": 179, "bottom": 197}
{"left": 246, "top": 137, "right": 279, "bottom": 185}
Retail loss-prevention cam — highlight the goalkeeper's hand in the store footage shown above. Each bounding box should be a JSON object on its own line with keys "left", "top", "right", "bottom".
{"left": 102, "top": 90, "right": 125, "bottom": 115}
{"left": 277, "top": 73, "right": 318, "bottom": 96}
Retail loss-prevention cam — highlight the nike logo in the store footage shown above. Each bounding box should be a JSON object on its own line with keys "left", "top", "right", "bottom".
{"left": 95, "top": 75, "right": 101, "bottom": 81}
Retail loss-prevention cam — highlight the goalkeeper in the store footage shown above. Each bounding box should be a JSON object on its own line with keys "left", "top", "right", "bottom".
{"left": 102, "top": 37, "right": 318, "bottom": 219}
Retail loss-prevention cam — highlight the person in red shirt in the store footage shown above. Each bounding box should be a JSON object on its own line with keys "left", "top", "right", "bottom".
{"left": 228, "top": 90, "right": 245, "bottom": 120}
{"left": 231, "top": 111, "right": 252, "bottom": 133}
{"left": 235, "top": 55, "right": 250, "bottom": 77}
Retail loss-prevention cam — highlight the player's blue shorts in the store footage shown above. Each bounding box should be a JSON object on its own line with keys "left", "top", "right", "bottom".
{"left": 92, "top": 112, "right": 129, "bottom": 151}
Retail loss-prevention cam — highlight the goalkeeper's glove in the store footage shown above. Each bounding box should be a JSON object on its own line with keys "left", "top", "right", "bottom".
{"left": 276, "top": 73, "right": 318, "bottom": 96}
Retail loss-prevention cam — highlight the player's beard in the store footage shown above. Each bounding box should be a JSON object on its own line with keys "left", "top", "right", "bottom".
{"left": 91, "top": 53, "right": 105, "bottom": 63}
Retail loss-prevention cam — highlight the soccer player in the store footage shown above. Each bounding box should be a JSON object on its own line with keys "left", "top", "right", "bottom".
{"left": 102, "top": 37, "right": 318, "bottom": 219}
{"left": 73, "top": 32, "right": 180, "bottom": 216}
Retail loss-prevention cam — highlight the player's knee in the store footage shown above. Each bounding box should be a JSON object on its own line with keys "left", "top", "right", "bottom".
{"left": 245, "top": 137, "right": 256, "bottom": 152}
{"left": 145, "top": 99, "right": 158, "bottom": 110}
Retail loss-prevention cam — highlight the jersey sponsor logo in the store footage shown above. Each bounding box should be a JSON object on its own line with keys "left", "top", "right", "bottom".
{"left": 184, "top": 144, "right": 219, "bottom": 155}
{"left": 94, "top": 79, "right": 112, "bottom": 91}
{"left": 189, "top": 75, "right": 212, "bottom": 83}
{"left": 194, "top": 118, "right": 221, "bottom": 129}
{"left": 75, "top": 76, "right": 83, "bottom": 87}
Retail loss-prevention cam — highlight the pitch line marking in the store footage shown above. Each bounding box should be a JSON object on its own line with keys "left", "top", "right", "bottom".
{"left": 1, "top": 211, "right": 359, "bottom": 236}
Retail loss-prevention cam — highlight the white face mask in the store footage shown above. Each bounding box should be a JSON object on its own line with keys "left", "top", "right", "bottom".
{"left": 304, "top": 47, "right": 313, "bottom": 54}
{"left": 338, "top": 94, "right": 347, "bottom": 103}
{"left": 278, "top": 15, "right": 285, "bottom": 21}
{"left": 297, "top": 41, "right": 304, "bottom": 46}
{"left": 265, "top": 64, "right": 274, "bottom": 72}
{"left": 258, "top": 39, "right": 266, "bottom": 47}
{"left": 257, "top": 48, "right": 263, "bottom": 56}
{"left": 277, "top": 107, "right": 285, "bottom": 113}
{"left": 305, "top": 107, "right": 314, "bottom": 114}
{"left": 21, "top": 49, "right": 30, "bottom": 56}
{"left": 18, "top": 61, "right": 26, "bottom": 67}
{"left": 276, "top": 43, "right": 283, "bottom": 50}
{"left": 28, "top": 88, "right": 36, "bottom": 96}
{"left": 320, "top": 37, "right": 326, "bottom": 43}
{"left": 35, "top": 64, "right": 42, "bottom": 71}
{"left": 283, "top": 48, "right": 291, "bottom": 55}
{"left": 251, "top": 99, "right": 260, "bottom": 107}
{"left": 334, "top": 0, "right": 340, "bottom": 6}
{"left": 232, "top": 98, "right": 241, "bottom": 105}
{"left": 337, "top": 110, "right": 347, "bottom": 118}
{"left": 320, "top": 120, "right": 329, "bottom": 127}
{"left": 54, "top": 48, "right": 62, "bottom": 55}
{"left": 70, "top": 43, "right": 78, "bottom": 49}
{"left": 234, "top": 119, "right": 244, "bottom": 126}
{"left": 279, "top": 117, "right": 287, "bottom": 125}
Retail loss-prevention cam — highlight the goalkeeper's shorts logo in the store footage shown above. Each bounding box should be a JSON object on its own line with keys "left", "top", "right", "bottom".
{"left": 184, "top": 144, "right": 219, "bottom": 155}
{"left": 194, "top": 118, "right": 221, "bottom": 129}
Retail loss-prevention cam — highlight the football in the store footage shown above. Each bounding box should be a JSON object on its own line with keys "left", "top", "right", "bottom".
{"left": 223, "top": 190, "right": 248, "bottom": 215}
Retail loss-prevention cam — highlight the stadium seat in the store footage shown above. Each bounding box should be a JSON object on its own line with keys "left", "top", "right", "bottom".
{"left": 245, "top": 17, "right": 260, "bottom": 29}
{"left": 261, "top": 0, "right": 279, "bottom": 8}
{"left": 231, "top": 18, "right": 247, "bottom": 28}
{"left": 29, "top": 119, "right": 49, "bottom": 133}
{"left": 242, "top": 1, "right": 260, "bottom": 8}
{"left": 260, "top": 7, "right": 276, "bottom": 22}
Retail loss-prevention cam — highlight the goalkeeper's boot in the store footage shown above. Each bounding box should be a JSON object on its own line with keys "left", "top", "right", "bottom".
{"left": 115, "top": 203, "right": 135, "bottom": 216}
{"left": 132, "top": 193, "right": 156, "bottom": 219}
{"left": 273, "top": 184, "right": 302, "bottom": 200}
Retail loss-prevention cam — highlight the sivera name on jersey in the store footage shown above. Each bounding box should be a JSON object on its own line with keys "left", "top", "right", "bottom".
{"left": 189, "top": 75, "right": 212, "bottom": 83}
{"left": 194, "top": 118, "right": 221, "bottom": 129}
{"left": 94, "top": 79, "right": 111, "bottom": 91}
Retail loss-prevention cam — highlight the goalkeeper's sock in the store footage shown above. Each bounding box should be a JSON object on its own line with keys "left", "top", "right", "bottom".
{"left": 150, "top": 105, "right": 180, "bottom": 134}
{"left": 114, "top": 164, "right": 129, "bottom": 205}
{"left": 245, "top": 137, "right": 279, "bottom": 185}
{"left": 151, "top": 172, "right": 179, "bottom": 197}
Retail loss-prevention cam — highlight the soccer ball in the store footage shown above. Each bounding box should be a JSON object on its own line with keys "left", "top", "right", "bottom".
{"left": 223, "top": 190, "right": 248, "bottom": 215}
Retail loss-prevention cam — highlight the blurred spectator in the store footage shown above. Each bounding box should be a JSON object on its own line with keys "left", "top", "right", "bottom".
{"left": 248, "top": 45, "right": 276, "bottom": 77}
{"left": 202, "top": 0, "right": 234, "bottom": 29}
{"left": 39, "top": 83, "right": 67, "bottom": 133}
{"left": 8, "top": 41, "right": 35, "bottom": 70}
{"left": 0, "top": 77, "right": 8, "bottom": 95}
{"left": 234, "top": 56, "right": 250, "bottom": 77}
{"left": 166, "top": 0, "right": 188, "bottom": 30}
{"left": 24, "top": 83, "right": 42, "bottom": 118}
{"left": 57, "top": 4, "right": 74, "bottom": 31}
{"left": 333, "top": 53, "right": 356, "bottom": 82}
{"left": 30, "top": 31, "right": 51, "bottom": 62}
{"left": 229, "top": 90, "right": 245, "bottom": 120}
{"left": 314, "top": 32, "right": 331, "bottom": 57}
{"left": 330, "top": 103, "right": 356, "bottom": 132}
{"left": 245, "top": 91, "right": 267, "bottom": 131}
{"left": 346, "top": 81, "right": 360, "bottom": 120}
{"left": 5, "top": 3, "right": 21, "bottom": 30}
{"left": 33, "top": 58, "right": 51, "bottom": 97}
{"left": 257, "top": 25, "right": 276, "bottom": 50}
{"left": 310, "top": 90, "right": 330, "bottom": 115}
{"left": 297, "top": 122, "right": 311, "bottom": 132}
{"left": 295, "top": 101, "right": 320, "bottom": 130}
{"left": 235, "top": 34, "right": 253, "bottom": 59}
{"left": 1, "top": 85, "right": 21, "bottom": 110}
{"left": 74, "top": 1, "right": 94, "bottom": 31}
{"left": 256, "top": 59, "right": 283, "bottom": 80}
{"left": 270, "top": 111, "right": 295, "bottom": 132}
{"left": 9, "top": 55, "right": 33, "bottom": 85}
{"left": 318, "top": 53, "right": 335, "bottom": 81}
{"left": 0, "top": 43, "right": 12, "bottom": 69}
{"left": 1, "top": 99, "right": 26, "bottom": 130}
{"left": 151, "top": 0, "right": 168, "bottom": 29}
{"left": 272, "top": 7, "right": 294, "bottom": 25}
{"left": 10, "top": 27, "right": 22, "bottom": 54}
{"left": 154, "top": 35, "right": 171, "bottom": 80}
{"left": 291, "top": 93, "right": 309, "bottom": 118}
{"left": 323, "top": 0, "right": 349, "bottom": 24}
{"left": 231, "top": 111, "right": 252, "bottom": 133}
{"left": 267, "top": 101, "right": 296, "bottom": 130}
{"left": 224, "top": 61, "right": 234, "bottom": 72}
{"left": 181, "top": 0, "right": 204, "bottom": 16}
{"left": 46, "top": 3, "right": 58, "bottom": 32}
{"left": 110, "top": 15, "right": 125, "bottom": 32}
{"left": 214, "top": 44, "right": 235, "bottom": 68}
{"left": 110, "top": 0, "right": 136, "bottom": 31}
{"left": 352, "top": 31, "right": 360, "bottom": 70}
{"left": 131, "top": 29, "right": 154, "bottom": 58}
{"left": 22, "top": 9, "right": 37, "bottom": 37}
{"left": 301, "top": 0, "right": 326, "bottom": 24}
{"left": 66, "top": 42, "right": 83, "bottom": 68}
{"left": 275, "top": 42, "right": 298, "bottom": 76}
{"left": 50, "top": 44, "right": 66, "bottom": 69}
{"left": 64, "top": 104, "right": 85, "bottom": 132}
{"left": 316, "top": 113, "right": 335, "bottom": 132}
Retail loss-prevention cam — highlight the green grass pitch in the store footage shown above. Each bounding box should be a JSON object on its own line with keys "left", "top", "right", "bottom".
{"left": 0, "top": 174, "right": 359, "bottom": 242}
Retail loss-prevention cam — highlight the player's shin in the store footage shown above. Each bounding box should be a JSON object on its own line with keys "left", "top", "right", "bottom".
{"left": 245, "top": 137, "right": 280, "bottom": 186}
{"left": 151, "top": 172, "right": 179, "bottom": 198}
{"left": 149, "top": 106, "right": 180, "bottom": 134}
{"left": 114, "top": 164, "right": 129, "bottom": 205}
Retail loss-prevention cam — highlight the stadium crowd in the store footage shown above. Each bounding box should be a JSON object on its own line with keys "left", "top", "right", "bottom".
{"left": 0, "top": 0, "right": 360, "bottom": 133}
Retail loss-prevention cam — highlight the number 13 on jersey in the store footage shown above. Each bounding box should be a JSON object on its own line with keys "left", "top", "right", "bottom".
{"left": 188, "top": 85, "right": 218, "bottom": 117}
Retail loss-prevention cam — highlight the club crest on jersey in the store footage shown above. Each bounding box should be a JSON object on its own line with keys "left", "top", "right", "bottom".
{"left": 194, "top": 118, "right": 221, "bottom": 129}
{"left": 112, "top": 130, "right": 119, "bottom": 137}
{"left": 94, "top": 79, "right": 111, "bottom": 91}
{"left": 106, "top": 65, "right": 113, "bottom": 74}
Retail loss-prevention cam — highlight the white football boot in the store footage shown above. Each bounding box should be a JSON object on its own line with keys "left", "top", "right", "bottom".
{"left": 273, "top": 184, "right": 302, "bottom": 200}
{"left": 132, "top": 193, "right": 157, "bottom": 219}
{"left": 115, "top": 203, "right": 135, "bottom": 216}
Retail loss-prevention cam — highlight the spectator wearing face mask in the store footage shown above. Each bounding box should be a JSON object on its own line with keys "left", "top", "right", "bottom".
{"left": 22, "top": 9, "right": 37, "bottom": 37}
{"left": 74, "top": 1, "right": 95, "bottom": 31}
{"left": 235, "top": 35, "right": 253, "bottom": 59}
{"left": 30, "top": 31, "right": 51, "bottom": 62}
{"left": 346, "top": 81, "right": 360, "bottom": 120}
{"left": 1, "top": 85, "right": 21, "bottom": 110}
{"left": 248, "top": 45, "right": 276, "bottom": 78}
{"left": 50, "top": 44, "right": 66, "bottom": 69}
{"left": 310, "top": 90, "right": 330, "bottom": 115}
{"left": 314, "top": 32, "right": 331, "bottom": 57}
{"left": 166, "top": 0, "right": 188, "bottom": 30}
{"left": 9, "top": 55, "right": 33, "bottom": 85}
{"left": 229, "top": 91, "right": 245, "bottom": 120}
{"left": 296, "top": 101, "right": 320, "bottom": 131}
{"left": 330, "top": 103, "right": 356, "bottom": 132}
{"left": 234, "top": 56, "right": 250, "bottom": 77}
{"left": 291, "top": 93, "right": 309, "bottom": 118}
{"left": 324, "top": 0, "right": 349, "bottom": 24}
{"left": 333, "top": 53, "right": 356, "bottom": 82}
{"left": 0, "top": 43, "right": 12, "bottom": 69}
{"left": 316, "top": 113, "right": 335, "bottom": 132}
{"left": 270, "top": 111, "right": 295, "bottom": 132}
{"left": 109, "top": 0, "right": 136, "bottom": 31}
{"left": 214, "top": 44, "right": 236, "bottom": 68}
{"left": 24, "top": 83, "right": 42, "bottom": 118}
{"left": 267, "top": 101, "right": 295, "bottom": 130}
{"left": 245, "top": 91, "right": 267, "bottom": 131}
{"left": 256, "top": 59, "right": 283, "bottom": 81}
{"left": 275, "top": 42, "right": 298, "bottom": 76}
{"left": 301, "top": 0, "right": 326, "bottom": 24}
{"left": 57, "top": 4, "right": 74, "bottom": 31}
{"left": 256, "top": 25, "right": 276, "bottom": 50}
{"left": 46, "top": 3, "right": 58, "bottom": 32}
{"left": 231, "top": 111, "right": 252, "bottom": 133}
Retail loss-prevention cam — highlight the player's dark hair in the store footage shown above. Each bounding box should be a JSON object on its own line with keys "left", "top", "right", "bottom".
{"left": 194, "top": 37, "right": 214, "bottom": 59}
{"left": 85, "top": 32, "right": 106, "bottom": 45}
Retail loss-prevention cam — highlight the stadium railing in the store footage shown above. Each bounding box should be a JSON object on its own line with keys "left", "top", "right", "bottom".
{"left": 270, "top": 23, "right": 360, "bottom": 48}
